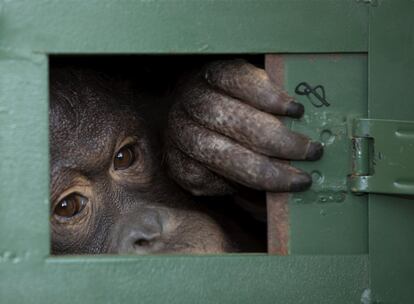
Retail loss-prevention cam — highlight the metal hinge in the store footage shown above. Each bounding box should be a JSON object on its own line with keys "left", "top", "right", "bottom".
{"left": 349, "top": 118, "right": 414, "bottom": 195}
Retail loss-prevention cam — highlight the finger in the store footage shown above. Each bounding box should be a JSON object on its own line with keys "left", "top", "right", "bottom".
{"left": 181, "top": 82, "right": 323, "bottom": 161}
{"left": 165, "top": 143, "right": 235, "bottom": 196}
{"left": 168, "top": 104, "right": 312, "bottom": 192}
{"left": 203, "top": 59, "right": 304, "bottom": 118}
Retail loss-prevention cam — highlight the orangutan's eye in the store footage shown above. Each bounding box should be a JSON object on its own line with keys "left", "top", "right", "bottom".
{"left": 54, "top": 193, "right": 88, "bottom": 218}
{"left": 114, "top": 145, "right": 135, "bottom": 170}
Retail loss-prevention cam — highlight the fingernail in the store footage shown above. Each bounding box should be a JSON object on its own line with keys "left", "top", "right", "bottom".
{"left": 289, "top": 172, "right": 312, "bottom": 192}
{"left": 285, "top": 101, "right": 304, "bottom": 118}
{"left": 305, "top": 142, "right": 324, "bottom": 161}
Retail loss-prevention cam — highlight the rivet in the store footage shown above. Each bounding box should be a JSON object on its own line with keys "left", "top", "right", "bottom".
{"left": 311, "top": 170, "right": 324, "bottom": 184}
{"left": 320, "top": 129, "right": 335, "bottom": 144}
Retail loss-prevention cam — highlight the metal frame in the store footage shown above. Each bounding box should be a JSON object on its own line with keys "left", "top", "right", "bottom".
{"left": 0, "top": 1, "right": 412, "bottom": 303}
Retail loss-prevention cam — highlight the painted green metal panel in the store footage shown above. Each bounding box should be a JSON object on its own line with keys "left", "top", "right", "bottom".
{"left": 283, "top": 54, "right": 368, "bottom": 254}
{"left": 0, "top": 1, "right": 376, "bottom": 303}
{"left": 0, "top": 53, "right": 370, "bottom": 302}
{"left": 0, "top": 255, "right": 368, "bottom": 304}
{"left": 0, "top": 53, "right": 49, "bottom": 260}
{"left": 369, "top": 0, "right": 414, "bottom": 302}
{"left": 0, "top": 0, "right": 368, "bottom": 54}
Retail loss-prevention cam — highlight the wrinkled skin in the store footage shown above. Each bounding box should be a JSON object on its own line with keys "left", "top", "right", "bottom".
{"left": 50, "top": 59, "right": 322, "bottom": 254}
{"left": 166, "top": 60, "right": 323, "bottom": 196}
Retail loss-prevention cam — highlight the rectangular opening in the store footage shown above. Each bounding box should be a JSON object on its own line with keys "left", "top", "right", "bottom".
{"left": 49, "top": 55, "right": 269, "bottom": 255}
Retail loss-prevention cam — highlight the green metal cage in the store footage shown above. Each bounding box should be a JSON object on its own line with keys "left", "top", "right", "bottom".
{"left": 0, "top": 1, "right": 413, "bottom": 303}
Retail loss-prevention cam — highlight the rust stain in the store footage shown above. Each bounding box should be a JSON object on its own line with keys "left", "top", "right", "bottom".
{"left": 266, "top": 192, "right": 289, "bottom": 255}
{"left": 265, "top": 54, "right": 285, "bottom": 87}
{"left": 264, "top": 54, "right": 290, "bottom": 255}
